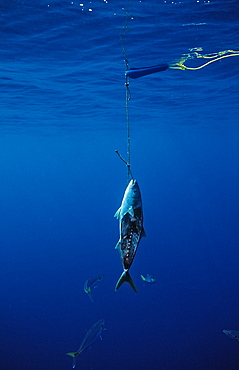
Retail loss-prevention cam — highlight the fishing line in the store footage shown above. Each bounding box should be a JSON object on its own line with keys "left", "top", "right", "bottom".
{"left": 115, "top": 1, "right": 135, "bottom": 184}
{"left": 115, "top": 3, "right": 239, "bottom": 181}
{"left": 122, "top": 49, "right": 239, "bottom": 76}
{"left": 118, "top": 1, "right": 135, "bottom": 60}
{"left": 115, "top": 63, "right": 133, "bottom": 183}
{"left": 170, "top": 49, "right": 239, "bottom": 70}
{"left": 123, "top": 49, "right": 239, "bottom": 75}
{"left": 125, "top": 58, "right": 132, "bottom": 182}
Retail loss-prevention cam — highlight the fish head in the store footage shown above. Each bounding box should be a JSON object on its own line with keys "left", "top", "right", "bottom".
{"left": 126, "top": 180, "right": 142, "bottom": 208}
{"left": 149, "top": 277, "right": 156, "bottom": 283}
{"left": 149, "top": 274, "right": 156, "bottom": 281}
{"left": 223, "top": 330, "right": 239, "bottom": 341}
{"left": 115, "top": 179, "right": 143, "bottom": 220}
{"left": 145, "top": 274, "right": 156, "bottom": 283}
{"left": 99, "top": 319, "right": 105, "bottom": 330}
{"left": 98, "top": 274, "right": 106, "bottom": 281}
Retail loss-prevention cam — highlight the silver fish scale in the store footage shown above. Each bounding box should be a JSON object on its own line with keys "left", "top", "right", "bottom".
{"left": 120, "top": 212, "right": 143, "bottom": 270}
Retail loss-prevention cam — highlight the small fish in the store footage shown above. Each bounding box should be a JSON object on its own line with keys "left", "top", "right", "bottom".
{"left": 114, "top": 179, "right": 146, "bottom": 293}
{"left": 67, "top": 319, "right": 105, "bottom": 368}
{"left": 223, "top": 330, "right": 239, "bottom": 341}
{"left": 84, "top": 274, "right": 105, "bottom": 302}
{"left": 141, "top": 274, "right": 156, "bottom": 284}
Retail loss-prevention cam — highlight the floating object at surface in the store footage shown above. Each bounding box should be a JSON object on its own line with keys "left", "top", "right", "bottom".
{"left": 114, "top": 179, "right": 146, "bottom": 293}
{"left": 84, "top": 274, "right": 105, "bottom": 302}
{"left": 67, "top": 319, "right": 105, "bottom": 368}
{"left": 170, "top": 48, "right": 239, "bottom": 71}
{"left": 125, "top": 63, "right": 169, "bottom": 79}
{"left": 124, "top": 49, "right": 239, "bottom": 81}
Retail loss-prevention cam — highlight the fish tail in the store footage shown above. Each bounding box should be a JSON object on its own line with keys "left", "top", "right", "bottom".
{"left": 67, "top": 352, "right": 78, "bottom": 368}
{"left": 140, "top": 275, "right": 146, "bottom": 281}
{"left": 115, "top": 270, "right": 137, "bottom": 293}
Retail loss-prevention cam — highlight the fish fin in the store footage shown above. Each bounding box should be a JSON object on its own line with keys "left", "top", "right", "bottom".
{"left": 66, "top": 352, "right": 77, "bottom": 358}
{"left": 115, "top": 240, "right": 121, "bottom": 249}
{"left": 67, "top": 351, "right": 82, "bottom": 368}
{"left": 128, "top": 207, "right": 134, "bottom": 217}
{"left": 115, "top": 270, "right": 137, "bottom": 293}
{"left": 140, "top": 275, "right": 146, "bottom": 281}
{"left": 84, "top": 287, "right": 94, "bottom": 302}
{"left": 114, "top": 207, "right": 121, "bottom": 218}
{"left": 141, "top": 228, "right": 146, "bottom": 237}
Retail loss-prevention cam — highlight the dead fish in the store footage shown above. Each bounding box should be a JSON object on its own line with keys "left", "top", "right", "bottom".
{"left": 114, "top": 179, "right": 146, "bottom": 293}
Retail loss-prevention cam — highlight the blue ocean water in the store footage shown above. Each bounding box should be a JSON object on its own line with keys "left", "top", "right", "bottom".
{"left": 1, "top": 0, "right": 239, "bottom": 369}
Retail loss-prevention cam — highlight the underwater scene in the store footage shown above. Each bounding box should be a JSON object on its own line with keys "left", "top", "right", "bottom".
{"left": 1, "top": 0, "right": 239, "bottom": 369}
